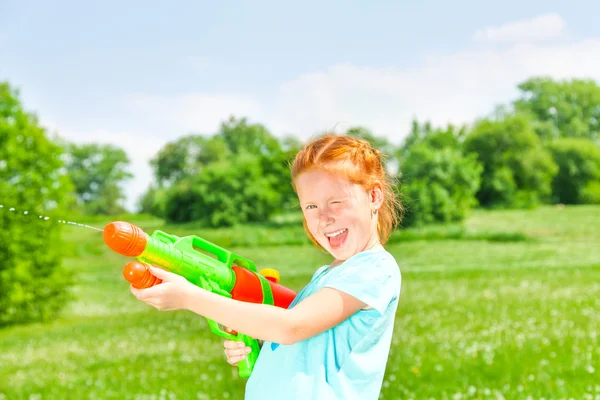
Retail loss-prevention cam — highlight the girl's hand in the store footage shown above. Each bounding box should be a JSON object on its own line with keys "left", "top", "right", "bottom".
{"left": 223, "top": 339, "right": 252, "bottom": 366}
{"left": 130, "top": 266, "right": 198, "bottom": 311}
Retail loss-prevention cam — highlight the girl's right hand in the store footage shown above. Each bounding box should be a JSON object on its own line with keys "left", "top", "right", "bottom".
{"left": 223, "top": 339, "right": 252, "bottom": 366}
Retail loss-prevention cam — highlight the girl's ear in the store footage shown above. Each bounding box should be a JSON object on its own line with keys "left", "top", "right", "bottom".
{"left": 370, "top": 183, "right": 384, "bottom": 209}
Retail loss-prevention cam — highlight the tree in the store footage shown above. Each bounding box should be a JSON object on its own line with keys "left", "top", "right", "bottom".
{"left": 150, "top": 117, "right": 283, "bottom": 191}
{"left": 545, "top": 138, "right": 600, "bottom": 204}
{"left": 61, "top": 142, "right": 133, "bottom": 215}
{"left": 0, "top": 81, "right": 73, "bottom": 327}
{"left": 149, "top": 135, "right": 230, "bottom": 188}
{"left": 399, "top": 143, "right": 482, "bottom": 227}
{"left": 214, "top": 117, "right": 299, "bottom": 213}
{"left": 399, "top": 119, "right": 467, "bottom": 160}
{"left": 514, "top": 77, "right": 600, "bottom": 142}
{"left": 463, "top": 114, "right": 558, "bottom": 208}
{"left": 259, "top": 134, "right": 303, "bottom": 211}
{"left": 137, "top": 184, "right": 168, "bottom": 217}
{"left": 163, "top": 153, "right": 282, "bottom": 227}
{"left": 146, "top": 116, "right": 301, "bottom": 223}
{"left": 215, "top": 116, "right": 283, "bottom": 158}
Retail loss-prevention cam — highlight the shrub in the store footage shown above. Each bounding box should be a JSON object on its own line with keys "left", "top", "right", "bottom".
{"left": 399, "top": 144, "right": 482, "bottom": 227}
{"left": 0, "top": 82, "right": 73, "bottom": 327}
{"left": 164, "top": 153, "right": 283, "bottom": 227}
{"left": 545, "top": 138, "right": 600, "bottom": 204}
{"left": 463, "top": 114, "right": 558, "bottom": 208}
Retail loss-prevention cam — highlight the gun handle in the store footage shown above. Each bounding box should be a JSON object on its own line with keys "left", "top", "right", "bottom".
{"left": 236, "top": 335, "right": 261, "bottom": 378}
{"left": 207, "top": 319, "right": 261, "bottom": 377}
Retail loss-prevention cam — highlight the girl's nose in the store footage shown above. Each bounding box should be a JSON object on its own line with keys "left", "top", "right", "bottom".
{"left": 319, "top": 209, "right": 333, "bottom": 222}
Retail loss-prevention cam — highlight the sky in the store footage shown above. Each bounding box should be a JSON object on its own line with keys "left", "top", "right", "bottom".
{"left": 1, "top": 0, "right": 600, "bottom": 210}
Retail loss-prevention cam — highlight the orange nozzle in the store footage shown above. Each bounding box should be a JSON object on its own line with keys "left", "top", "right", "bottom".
{"left": 123, "top": 261, "right": 162, "bottom": 289}
{"left": 103, "top": 221, "right": 148, "bottom": 257}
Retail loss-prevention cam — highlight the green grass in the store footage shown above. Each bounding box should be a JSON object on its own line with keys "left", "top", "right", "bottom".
{"left": 1, "top": 205, "right": 599, "bottom": 399}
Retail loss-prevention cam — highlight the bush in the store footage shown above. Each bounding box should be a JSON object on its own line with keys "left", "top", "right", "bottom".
{"left": 463, "top": 114, "right": 558, "bottom": 208}
{"left": 164, "top": 153, "right": 283, "bottom": 227}
{"left": 581, "top": 181, "right": 600, "bottom": 204}
{"left": 399, "top": 144, "right": 482, "bottom": 227}
{"left": 137, "top": 184, "right": 168, "bottom": 217}
{"left": 0, "top": 82, "right": 73, "bottom": 327}
{"left": 545, "top": 138, "right": 600, "bottom": 204}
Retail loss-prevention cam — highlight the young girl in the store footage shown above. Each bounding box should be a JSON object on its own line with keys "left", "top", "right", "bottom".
{"left": 130, "top": 134, "right": 403, "bottom": 399}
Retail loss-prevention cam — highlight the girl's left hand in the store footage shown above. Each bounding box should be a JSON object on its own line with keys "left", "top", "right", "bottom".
{"left": 130, "top": 266, "right": 197, "bottom": 311}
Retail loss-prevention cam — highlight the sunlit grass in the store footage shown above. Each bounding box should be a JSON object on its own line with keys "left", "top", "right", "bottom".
{"left": 1, "top": 205, "right": 599, "bottom": 399}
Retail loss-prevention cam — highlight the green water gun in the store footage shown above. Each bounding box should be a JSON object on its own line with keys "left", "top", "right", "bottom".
{"left": 102, "top": 221, "right": 297, "bottom": 378}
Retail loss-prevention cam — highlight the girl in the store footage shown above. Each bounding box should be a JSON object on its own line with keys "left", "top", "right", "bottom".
{"left": 131, "top": 134, "right": 403, "bottom": 399}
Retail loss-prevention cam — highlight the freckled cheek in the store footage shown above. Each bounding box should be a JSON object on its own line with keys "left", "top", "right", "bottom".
{"left": 304, "top": 215, "right": 321, "bottom": 235}
{"left": 330, "top": 208, "right": 343, "bottom": 216}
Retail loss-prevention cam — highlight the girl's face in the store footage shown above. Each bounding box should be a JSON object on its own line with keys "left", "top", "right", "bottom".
{"left": 295, "top": 169, "right": 383, "bottom": 263}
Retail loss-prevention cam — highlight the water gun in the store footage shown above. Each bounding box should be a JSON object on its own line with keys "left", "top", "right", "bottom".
{"left": 102, "top": 221, "right": 297, "bottom": 378}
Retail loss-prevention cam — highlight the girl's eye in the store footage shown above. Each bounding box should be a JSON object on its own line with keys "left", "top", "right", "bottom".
{"left": 305, "top": 205, "right": 317, "bottom": 210}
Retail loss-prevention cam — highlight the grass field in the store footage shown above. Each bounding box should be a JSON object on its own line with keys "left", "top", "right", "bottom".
{"left": 1, "top": 205, "right": 599, "bottom": 399}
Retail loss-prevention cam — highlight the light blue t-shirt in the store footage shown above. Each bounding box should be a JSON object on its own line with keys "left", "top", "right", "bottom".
{"left": 244, "top": 246, "right": 401, "bottom": 400}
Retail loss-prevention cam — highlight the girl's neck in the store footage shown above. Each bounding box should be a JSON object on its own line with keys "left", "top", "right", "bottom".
{"left": 364, "top": 235, "right": 383, "bottom": 252}
{"left": 329, "top": 238, "right": 383, "bottom": 268}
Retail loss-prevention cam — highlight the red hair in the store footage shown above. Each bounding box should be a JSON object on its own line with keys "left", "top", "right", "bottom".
{"left": 290, "top": 134, "right": 403, "bottom": 249}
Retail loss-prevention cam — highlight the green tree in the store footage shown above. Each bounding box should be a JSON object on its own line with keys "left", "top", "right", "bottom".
{"left": 399, "top": 119, "right": 467, "bottom": 159}
{"left": 545, "top": 138, "right": 600, "bottom": 204}
{"left": 150, "top": 117, "right": 282, "bottom": 191}
{"left": 399, "top": 143, "right": 482, "bottom": 227}
{"left": 214, "top": 118, "right": 298, "bottom": 213}
{"left": 137, "top": 184, "right": 168, "bottom": 217}
{"left": 150, "top": 135, "right": 230, "bottom": 187}
{"left": 163, "top": 153, "right": 282, "bottom": 227}
{"left": 62, "top": 143, "right": 133, "bottom": 215}
{"left": 0, "top": 82, "right": 73, "bottom": 327}
{"left": 260, "top": 134, "right": 303, "bottom": 211}
{"left": 215, "top": 116, "right": 282, "bottom": 158}
{"left": 463, "top": 114, "right": 558, "bottom": 208}
{"left": 148, "top": 117, "right": 300, "bottom": 223}
{"left": 514, "top": 77, "right": 600, "bottom": 141}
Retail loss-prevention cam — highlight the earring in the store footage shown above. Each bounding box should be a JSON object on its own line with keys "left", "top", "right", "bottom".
{"left": 371, "top": 208, "right": 377, "bottom": 219}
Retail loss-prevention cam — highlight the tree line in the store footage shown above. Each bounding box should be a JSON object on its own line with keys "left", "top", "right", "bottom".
{"left": 4, "top": 76, "right": 600, "bottom": 228}
{"left": 137, "top": 76, "right": 600, "bottom": 228}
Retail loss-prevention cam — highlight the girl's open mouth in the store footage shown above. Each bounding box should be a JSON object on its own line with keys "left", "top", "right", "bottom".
{"left": 325, "top": 228, "right": 348, "bottom": 249}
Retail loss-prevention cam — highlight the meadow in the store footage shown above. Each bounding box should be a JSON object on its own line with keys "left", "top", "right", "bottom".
{"left": 0, "top": 205, "right": 599, "bottom": 399}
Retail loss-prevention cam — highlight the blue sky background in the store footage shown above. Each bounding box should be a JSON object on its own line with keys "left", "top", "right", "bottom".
{"left": 1, "top": 1, "right": 599, "bottom": 209}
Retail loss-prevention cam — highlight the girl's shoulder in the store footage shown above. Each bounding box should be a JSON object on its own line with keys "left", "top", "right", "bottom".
{"left": 323, "top": 247, "right": 401, "bottom": 315}
{"left": 339, "top": 247, "right": 399, "bottom": 275}
{"left": 310, "top": 264, "right": 330, "bottom": 281}
{"left": 310, "top": 247, "right": 399, "bottom": 284}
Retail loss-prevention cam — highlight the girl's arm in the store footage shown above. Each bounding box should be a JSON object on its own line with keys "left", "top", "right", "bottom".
{"left": 185, "top": 285, "right": 368, "bottom": 345}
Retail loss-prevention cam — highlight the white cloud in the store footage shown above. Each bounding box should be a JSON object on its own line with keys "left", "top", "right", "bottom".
{"left": 268, "top": 38, "right": 600, "bottom": 141}
{"left": 473, "top": 12, "right": 566, "bottom": 43}
{"left": 124, "top": 92, "right": 265, "bottom": 135}
{"left": 136, "top": 14, "right": 596, "bottom": 146}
